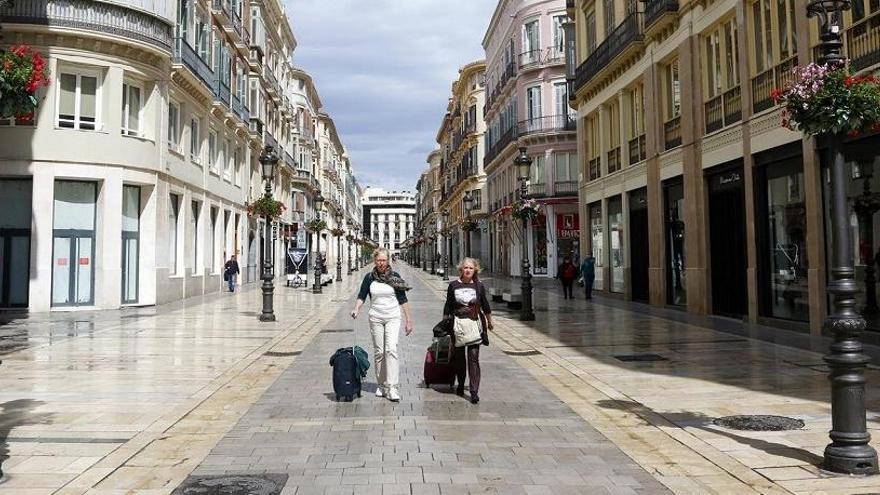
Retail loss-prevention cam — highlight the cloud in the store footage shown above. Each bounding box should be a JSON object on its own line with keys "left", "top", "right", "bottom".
{"left": 284, "top": 0, "right": 495, "bottom": 192}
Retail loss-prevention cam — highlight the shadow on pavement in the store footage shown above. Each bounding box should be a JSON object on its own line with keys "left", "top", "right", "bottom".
{"left": 0, "top": 399, "right": 54, "bottom": 478}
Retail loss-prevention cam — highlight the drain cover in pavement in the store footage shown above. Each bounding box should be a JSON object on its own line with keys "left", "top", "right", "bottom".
{"left": 320, "top": 328, "right": 353, "bottom": 333}
{"left": 713, "top": 415, "right": 805, "bottom": 431}
{"left": 172, "top": 474, "right": 287, "bottom": 495}
{"left": 613, "top": 353, "right": 668, "bottom": 362}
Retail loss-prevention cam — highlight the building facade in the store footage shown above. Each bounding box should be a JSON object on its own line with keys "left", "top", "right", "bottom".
{"left": 0, "top": 0, "right": 358, "bottom": 311}
{"left": 569, "top": 0, "right": 880, "bottom": 334}
{"left": 436, "top": 60, "right": 488, "bottom": 266}
{"left": 483, "top": 0, "right": 578, "bottom": 279}
{"left": 362, "top": 188, "right": 415, "bottom": 257}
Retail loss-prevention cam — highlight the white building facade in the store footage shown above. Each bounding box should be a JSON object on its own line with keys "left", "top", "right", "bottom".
{"left": 362, "top": 188, "right": 415, "bottom": 257}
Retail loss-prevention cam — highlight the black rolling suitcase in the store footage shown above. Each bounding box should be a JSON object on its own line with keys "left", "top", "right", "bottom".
{"left": 330, "top": 348, "right": 361, "bottom": 402}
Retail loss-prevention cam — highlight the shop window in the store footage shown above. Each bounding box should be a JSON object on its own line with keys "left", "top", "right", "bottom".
{"left": 589, "top": 202, "right": 604, "bottom": 290}
{"left": 608, "top": 196, "right": 624, "bottom": 293}
{"left": 664, "top": 180, "right": 687, "bottom": 306}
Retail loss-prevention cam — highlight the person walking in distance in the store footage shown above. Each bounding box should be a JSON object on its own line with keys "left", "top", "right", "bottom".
{"left": 350, "top": 248, "right": 413, "bottom": 402}
{"left": 444, "top": 258, "right": 493, "bottom": 404}
{"left": 224, "top": 255, "right": 240, "bottom": 292}
{"left": 581, "top": 254, "right": 596, "bottom": 300}
{"left": 556, "top": 256, "right": 577, "bottom": 299}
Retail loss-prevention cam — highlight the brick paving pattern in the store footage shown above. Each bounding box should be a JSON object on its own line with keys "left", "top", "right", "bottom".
{"left": 190, "top": 264, "right": 668, "bottom": 494}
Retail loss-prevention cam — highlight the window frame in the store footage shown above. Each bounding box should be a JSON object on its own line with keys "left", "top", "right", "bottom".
{"left": 190, "top": 117, "right": 201, "bottom": 164}
{"left": 121, "top": 81, "right": 144, "bottom": 137}
{"left": 56, "top": 68, "right": 102, "bottom": 131}
{"left": 167, "top": 101, "right": 180, "bottom": 151}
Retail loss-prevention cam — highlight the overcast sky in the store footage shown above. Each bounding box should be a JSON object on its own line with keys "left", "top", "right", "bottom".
{"left": 284, "top": 0, "right": 497, "bottom": 193}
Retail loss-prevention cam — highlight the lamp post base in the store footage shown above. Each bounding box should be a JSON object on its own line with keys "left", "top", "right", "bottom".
{"left": 823, "top": 444, "right": 878, "bottom": 475}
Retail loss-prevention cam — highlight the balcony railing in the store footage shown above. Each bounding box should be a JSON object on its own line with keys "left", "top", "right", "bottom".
{"left": 517, "top": 114, "right": 576, "bottom": 137}
{"left": 664, "top": 116, "right": 681, "bottom": 150}
{"left": 214, "top": 79, "right": 231, "bottom": 107}
{"left": 704, "top": 85, "right": 742, "bottom": 134}
{"left": 284, "top": 151, "right": 296, "bottom": 169}
{"left": 231, "top": 94, "right": 243, "bottom": 118}
{"left": 588, "top": 157, "right": 601, "bottom": 181}
{"left": 264, "top": 66, "right": 281, "bottom": 95}
{"left": 751, "top": 55, "right": 798, "bottom": 113}
{"left": 644, "top": 0, "right": 679, "bottom": 31}
{"left": 292, "top": 168, "right": 312, "bottom": 184}
{"left": 528, "top": 183, "right": 547, "bottom": 198}
{"left": 484, "top": 126, "right": 518, "bottom": 168}
{"left": 484, "top": 62, "right": 517, "bottom": 115}
{"left": 173, "top": 38, "right": 214, "bottom": 89}
{"left": 628, "top": 134, "right": 646, "bottom": 164}
{"left": 519, "top": 47, "right": 566, "bottom": 70}
{"left": 607, "top": 147, "right": 621, "bottom": 174}
{"left": 265, "top": 131, "right": 278, "bottom": 150}
{"left": 574, "top": 12, "right": 644, "bottom": 94}
{"left": 555, "top": 181, "right": 578, "bottom": 195}
{"left": 4, "top": 0, "right": 173, "bottom": 52}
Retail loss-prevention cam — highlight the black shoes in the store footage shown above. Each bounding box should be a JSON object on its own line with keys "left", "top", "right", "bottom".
{"left": 456, "top": 385, "right": 465, "bottom": 396}
{"left": 470, "top": 393, "right": 479, "bottom": 404}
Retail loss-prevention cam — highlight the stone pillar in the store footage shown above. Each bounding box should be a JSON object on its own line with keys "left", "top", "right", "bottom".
{"left": 643, "top": 62, "right": 666, "bottom": 306}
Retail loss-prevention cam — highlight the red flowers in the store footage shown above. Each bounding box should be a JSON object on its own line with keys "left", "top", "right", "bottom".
{"left": 0, "top": 44, "right": 51, "bottom": 119}
{"left": 770, "top": 88, "right": 782, "bottom": 102}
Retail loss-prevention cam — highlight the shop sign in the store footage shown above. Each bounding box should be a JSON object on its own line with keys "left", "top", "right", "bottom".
{"left": 79, "top": 257, "right": 90, "bottom": 265}
{"left": 556, "top": 213, "right": 580, "bottom": 239}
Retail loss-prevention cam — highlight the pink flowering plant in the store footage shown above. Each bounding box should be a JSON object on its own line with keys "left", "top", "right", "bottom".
{"left": 771, "top": 62, "right": 880, "bottom": 137}
{"left": 512, "top": 198, "right": 541, "bottom": 220}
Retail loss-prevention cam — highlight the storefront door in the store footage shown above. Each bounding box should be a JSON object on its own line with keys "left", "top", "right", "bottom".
{"left": 52, "top": 181, "right": 97, "bottom": 307}
{"left": 708, "top": 165, "right": 747, "bottom": 317}
{"left": 0, "top": 178, "right": 32, "bottom": 308}
{"left": 664, "top": 179, "right": 686, "bottom": 306}
{"left": 629, "top": 188, "right": 649, "bottom": 302}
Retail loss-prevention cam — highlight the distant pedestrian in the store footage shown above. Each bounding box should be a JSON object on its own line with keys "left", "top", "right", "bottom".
{"left": 581, "top": 254, "right": 596, "bottom": 300}
{"left": 557, "top": 256, "right": 577, "bottom": 299}
{"left": 444, "top": 257, "right": 493, "bottom": 404}
{"left": 350, "top": 248, "right": 413, "bottom": 402}
{"left": 224, "top": 255, "right": 240, "bottom": 292}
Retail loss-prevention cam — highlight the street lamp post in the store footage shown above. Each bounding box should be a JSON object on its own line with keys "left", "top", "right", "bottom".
{"left": 347, "top": 231, "right": 354, "bottom": 275}
{"left": 809, "top": 0, "right": 879, "bottom": 475}
{"left": 430, "top": 231, "right": 436, "bottom": 274}
{"left": 515, "top": 147, "right": 535, "bottom": 321}
{"left": 312, "top": 192, "right": 325, "bottom": 294}
{"left": 463, "top": 190, "right": 474, "bottom": 258}
{"left": 335, "top": 212, "right": 343, "bottom": 282}
{"left": 441, "top": 210, "right": 449, "bottom": 281}
{"left": 257, "top": 146, "right": 280, "bottom": 322}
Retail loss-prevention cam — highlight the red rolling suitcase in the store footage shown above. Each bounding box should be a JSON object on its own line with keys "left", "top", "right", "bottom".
{"left": 424, "top": 336, "right": 455, "bottom": 387}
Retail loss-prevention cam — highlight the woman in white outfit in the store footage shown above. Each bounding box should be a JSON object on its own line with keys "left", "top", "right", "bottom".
{"left": 350, "top": 248, "right": 413, "bottom": 402}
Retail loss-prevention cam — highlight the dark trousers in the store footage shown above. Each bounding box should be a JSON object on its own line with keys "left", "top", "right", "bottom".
{"left": 561, "top": 280, "right": 573, "bottom": 299}
{"left": 453, "top": 344, "right": 481, "bottom": 394}
{"left": 585, "top": 278, "right": 594, "bottom": 299}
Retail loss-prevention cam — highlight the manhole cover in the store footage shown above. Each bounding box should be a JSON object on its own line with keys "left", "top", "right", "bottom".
{"left": 614, "top": 353, "right": 668, "bottom": 362}
{"left": 714, "top": 415, "right": 805, "bottom": 431}
{"left": 173, "top": 474, "right": 287, "bottom": 495}
{"left": 321, "top": 328, "right": 353, "bottom": 333}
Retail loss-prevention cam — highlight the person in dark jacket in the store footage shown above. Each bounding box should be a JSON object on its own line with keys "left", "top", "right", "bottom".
{"left": 556, "top": 256, "right": 577, "bottom": 299}
{"left": 444, "top": 257, "right": 493, "bottom": 404}
{"left": 350, "top": 248, "right": 413, "bottom": 402}
{"left": 224, "top": 255, "right": 240, "bottom": 292}
{"left": 581, "top": 255, "right": 596, "bottom": 300}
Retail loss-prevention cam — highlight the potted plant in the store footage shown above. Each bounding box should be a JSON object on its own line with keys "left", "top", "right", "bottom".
{"left": 512, "top": 198, "right": 541, "bottom": 220}
{"left": 0, "top": 45, "right": 50, "bottom": 119}
{"left": 460, "top": 220, "right": 479, "bottom": 232}
{"left": 772, "top": 62, "right": 880, "bottom": 137}
{"left": 330, "top": 227, "right": 345, "bottom": 237}
{"left": 247, "top": 196, "right": 286, "bottom": 218}
{"left": 305, "top": 218, "right": 327, "bottom": 233}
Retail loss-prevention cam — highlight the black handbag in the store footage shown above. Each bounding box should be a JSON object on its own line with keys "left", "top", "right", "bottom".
{"left": 479, "top": 312, "right": 489, "bottom": 346}
{"left": 432, "top": 316, "right": 453, "bottom": 338}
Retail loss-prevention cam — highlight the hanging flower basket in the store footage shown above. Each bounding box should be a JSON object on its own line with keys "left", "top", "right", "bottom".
{"left": 512, "top": 198, "right": 541, "bottom": 220}
{"left": 345, "top": 234, "right": 354, "bottom": 242}
{"left": 247, "top": 196, "right": 286, "bottom": 218}
{"left": 0, "top": 45, "right": 50, "bottom": 119}
{"left": 460, "top": 220, "right": 479, "bottom": 232}
{"left": 305, "top": 219, "right": 326, "bottom": 233}
{"left": 772, "top": 62, "right": 880, "bottom": 137}
{"left": 330, "top": 227, "right": 345, "bottom": 237}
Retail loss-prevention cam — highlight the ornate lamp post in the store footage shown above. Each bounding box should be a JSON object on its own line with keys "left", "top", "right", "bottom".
{"left": 335, "top": 212, "right": 343, "bottom": 282}
{"left": 463, "top": 190, "right": 474, "bottom": 258}
{"left": 441, "top": 209, "right": 449, "bottom": 281}
{"left": 809, "top": 0, "right": 879, "bottom": 475}
{"left": 347, "top": 230, "right": 354, "bottom": 275}
{"left": 312, "top": 192, "right": 325, "bottom": 294}
{"left": 515, "top": 147, "right": 535, "bottom": 321}
{"left": 430, "top": 230, "right": 436, "bottom": 274}
{"left": 257, "top": 146, "right": 280, "bottom": 322}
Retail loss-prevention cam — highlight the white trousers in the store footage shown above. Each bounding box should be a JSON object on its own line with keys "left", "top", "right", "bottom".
{"left": 369, "top": 313, "right": 401, "bottom": 391}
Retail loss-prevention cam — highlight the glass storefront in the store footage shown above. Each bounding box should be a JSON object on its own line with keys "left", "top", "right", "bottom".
{"left": 52, "top": 180, "right": 97, "bottom": 307}
{"left": 0, "top": 179, "right": 32, "bottom": 308}
{"left": 757, "top": 153, "right": 809, "bottom": 322}
{"left": 122, "top": 185, "right": 140, "bottom": 304}
{"left": 608, "top": 196, "right": 624, "bottom": 293}
{"left": 533, "top": 213, "right": 548, "bottom": 275}
{"left": 664, "top": 180, "right": 686, "bottom": 306}
{"left": 589, "top": 202, "right": 604, "bottom": 290}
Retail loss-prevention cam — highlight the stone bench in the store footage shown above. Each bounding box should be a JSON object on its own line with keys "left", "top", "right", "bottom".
{"left": 488, "top": 287, "right": 505, "bottom": 302}
{"left": 502, "top": 291, "right": 522, "bottom": 309}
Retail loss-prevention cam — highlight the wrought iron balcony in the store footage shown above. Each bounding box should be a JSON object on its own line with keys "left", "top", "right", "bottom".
{"left": 231, "top": 94, "right": 243, "bottom": 119}
{"left": 517, "top": 114, "right": 576, "bottom": 137}
{"left": 554, "top": 181, "right": 578, "bottom": 195}
{"left": 292, "top": 168, "right": 312, "bottom": 185}
{"left": 663, "top": 116, "right": 681, "bottom": 150}
{"left": 628, "top": 134, "right": 646, "bottom": 164}
{"left": 607, "top": 147, "right": 621, "bottom": 174}
{"left": 263, "top": 66, "right": 281, "bottom": 96}
{"left": 751, "top": 56, "right": 798, "bottom": 113}
{"left": 573, "top": 12, "right": 644, "bottom": 94}
{"left": 519, "top": 47, "right": 566, "bottom": 70}
{"left": 483, "top": 126, "right": 518, "bottom": 168}
{"left": 3, "top": 0, "right": 173, "bottom": 52}
{"left": 704, "top": 85, "right": 741, "bottom": 134}
{"left": 265, "top": 131, "right": 278, "bottom": 150}
{"left": 847, "top": 11, "right": 880, "bottom": 72}
{"left": 213, "top": 79, "right": 231, "bottom": 107}
{"left": 644, "top": 0, "right": 678, "bottom": 32}
{"left": 528, "top": 183, "right": 547, "bottom": 198}
{"left": 173, "top": 37, "right": 214, "bottom": 90}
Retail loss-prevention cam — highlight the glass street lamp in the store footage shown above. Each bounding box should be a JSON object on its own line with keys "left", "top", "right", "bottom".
{"left": 312, "top": 192, "right": 325, "bottom": 294}
{"left": 515, "top": 147, "right": 535, "bottom": 321}
{"left": 335, "top": 212, "right": 343, "bottom": 282}
{"left": 808, "top": 0, "right": 879, "bottom": 475}
{"left": 441, "top": 209, "right": 449, "bottom": 281}
{"left": 257, "top": 145, "right": 279, "bottom": 322}
{"left": 347, "top": 229, "right": 354, "bottom": 275}
{"left": 463, "top": 190, "right": 474, "bottom": 258}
